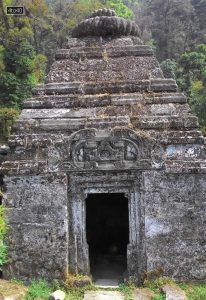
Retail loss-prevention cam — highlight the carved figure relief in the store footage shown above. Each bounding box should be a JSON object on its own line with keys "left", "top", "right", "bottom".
{"left": 60, "top": 128, "right": 165, "bottom": 171}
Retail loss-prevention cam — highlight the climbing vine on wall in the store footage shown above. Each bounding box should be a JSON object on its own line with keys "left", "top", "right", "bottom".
{"left": 0, "top": 108, "right": 19, "bottom": 141}
{"left": 0, "top": 204, "right": 8, "bottom": 270}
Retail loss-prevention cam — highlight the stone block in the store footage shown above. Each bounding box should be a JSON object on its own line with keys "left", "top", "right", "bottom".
{"left": 84, "top": 291, "right": 124, "bottom": 300}
{"left": 144, "top": 93, "right": 186, "bottom": 104}
{"left": 55, "top": 45, "right": 153, "bottom": 60}
{"left": 49, "top": 290, "right": 65, "bottom": 300}
{"left": 131, "top": 116, "right": 199, "bottom": 130}
{"left": 161, "top": 284, "right": 186, "bottom": 300}
{"left": 133, "top": 288, "right": 155, "bottom": 299}
{"left": 20, "top": 108, "right": 97, "bottom": 119}
{"left": 0, "top": 280, "right": 27, "bottom": 300}
{"left": 150, "top": 79, "right": 177, "bottom": 92}
{"left": 23, "top": 94, "right": 111, "bottom": 109}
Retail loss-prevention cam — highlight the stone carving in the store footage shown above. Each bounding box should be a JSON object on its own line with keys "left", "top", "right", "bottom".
{"left": 88, "top": 8, "right": 116, "bottom": 18}
{"left": 72, "top": 9, "right": 140, "bottom": 38}
{"left": 62, "top": 128, "right": 165, "bottom": 171}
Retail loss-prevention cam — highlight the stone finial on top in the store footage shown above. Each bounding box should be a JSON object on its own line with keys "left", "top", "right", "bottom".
{"left": 72, "top": 8, "right": 140, "bottom": 38}
{"left": 88, "top": 8, "right": 116, "bottom": 18}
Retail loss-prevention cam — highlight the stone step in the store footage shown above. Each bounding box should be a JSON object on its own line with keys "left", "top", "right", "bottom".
{"left": 161, "top": 284, "right": 187, "bottom": 299}
{"left": 19, "top": 108, "right": 98, "bottom": 120}
{"left": 150, "top": 79, "right": 177, "bottom": 92}
{"left": 2, "top": 157, "right": 206, "bottom": 176}
{"left": 166, "top": 144, "right": 204, "bottom": 160}
{"left": 84, "top": 291, "right": 124, "bottom": 300}
{"left": 131, "top": 115, "right": 199, "bottom": 130}
{"left": 55, "top": 45, "right": 153, "bottom": 60}
{"left": 12, "top": 116, "right": 129, "bottom": 133}
{"left": 133, "top": 288, "right": 155, "bottom": 299}
{"left": 7, "top": 132, "right": 205, "bottom": 157}
{"left": 12, "top": 116, "right": 203, "bottom": 143}
{"left": 144, "top": 93, "right": 186, "bottom": 104}
{"left": 19, "top": 103, "right": 190, "bottom": 120}
{"left": 32, "top": 79, "right": 177, "bottom": 96}
{"left": 0, "top": 279, "right": 28, "bottom": 300}
{"left": 1, "top": 160, "right": 47, "bottom": 175}
{"left": 165, "top": 160, "right": 206, "bottom": 173}
{"left": 23, "top": 94, "right": 111, "bottom": 109}
{"left": 23, "top": 92, "right": 186, "bottom": 109}
{"left": 163, "top": 130, "right": 204, "bottom": 144}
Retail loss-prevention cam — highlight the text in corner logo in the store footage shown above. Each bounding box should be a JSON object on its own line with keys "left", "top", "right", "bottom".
{"left": 6, "top": 6, "right": 25, "bottom": 15}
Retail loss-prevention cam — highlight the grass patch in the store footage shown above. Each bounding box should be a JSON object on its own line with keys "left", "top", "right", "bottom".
{"left": 20, "top": 278, "right": 206, "bottom": 300}
{"left": 10, "top": 278, "right": 25, "bottom": 286}
{"left": 119, "top": 283, "right": 135, "bottom": 300}
{"left": 143, "top": 276, "right": 174, "bottom": 300}
{"left": 65, "top": 287, "right": 84, "bottom": 300}
{"left": 143, "top": 277, "right": 174, "bottom": 292}
{"left": 179, "top": 283, "right": 206, "bottom": 300}
{"left": 152, "top": 295, "right": 166, "bottom": 300}
{"left": 25, "top": 279, "right": 51, "bottom": 300}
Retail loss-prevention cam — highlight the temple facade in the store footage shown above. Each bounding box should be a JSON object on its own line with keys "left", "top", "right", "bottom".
{"left": 1, "top": 9, "right": 206, "bottom": 283}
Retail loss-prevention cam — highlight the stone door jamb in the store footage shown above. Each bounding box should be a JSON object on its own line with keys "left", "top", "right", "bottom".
{"left": 67, "top": 171, "right": 146, "bottom": 283}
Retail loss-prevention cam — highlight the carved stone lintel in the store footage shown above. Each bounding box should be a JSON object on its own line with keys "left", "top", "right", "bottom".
{"left": 60, "top": 128, "right": 165, "bottom": 171}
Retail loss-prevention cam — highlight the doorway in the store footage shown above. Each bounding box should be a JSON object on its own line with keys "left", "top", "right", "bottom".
{"left": 86, "top": 193, "right": 129, "bottom": 285}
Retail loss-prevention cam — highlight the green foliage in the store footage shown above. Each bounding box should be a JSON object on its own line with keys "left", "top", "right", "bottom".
{"left": 0, "top": 71, "right": 35, "bottom": 107}
{"left": 160, "top": 59, "right": 178, "bottom": 79}
{"left": 25, "top": 279, "right": 51, "bottom": 300}
{"left": 9, "top": 278, "right": 25, "bottom": 286}
{"left": 66, "top": 0, "right": 104, "bottom": 31}
{"left": 106, "top": 0, "right": 134, "bottom": 19}
{"left": 0, "top": 46, "right": 5, "bottom": 72}
{"left": 65, "top": 0, "right": 134, "bottom": 32}
{"left": 190, "top": 80, "right": 206, "bottom": 127}
{"left": 143, "top": 277, "right": 174, "bottom": 292}
{"left": 180, "top": 283, "right": 206, "bottom": 300}
{"left": 119, "top": 284, "right": 135, "bottom": 300}
{"left": 0, "top": 205, "right": 7, "bottom": 240}
{"left": 0, "top": 0, "right": 48, "bottom": 107}
{"left": 0, "top": 242, "right": 8, "bottom": 270}
{"left": 0, "top": 107, "right": 19, "bottom": 138}
{"left": 177, "top": 44, "right": 206, "bottom": 128}
{"left": 0, "top": 205, "right": 8, "bottom": 270}
{"left": 141, "top": 0, "right": 198, "bottom": 61}
{"left": 31, "top": 54, "right": 47, "bottom": 84}
{"left": 161, "top": 44, "right": 206, "bottom": 130}
{"left": 188, "top": 286, "right": 206, "bottom": 300}
{"left": 152, "top": 295, "right": 166, "bottom": 300}
{"left": 65, "top": 288, "right": 84, "bottom": 300}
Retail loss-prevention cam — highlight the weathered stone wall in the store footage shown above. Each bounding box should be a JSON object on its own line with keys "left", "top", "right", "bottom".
{"left": 3, "top": 175, "right": 68, "bottom": 282}
{"left": 142, "top": 171, "right": 206, "bottom": 281}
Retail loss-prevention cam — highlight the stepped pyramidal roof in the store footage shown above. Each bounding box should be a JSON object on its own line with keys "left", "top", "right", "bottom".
{"left": 2, "top": 8, "right": 205, "bottom": 175}
{"left": 1, "top": 9, "right": 206, "bottom": 283}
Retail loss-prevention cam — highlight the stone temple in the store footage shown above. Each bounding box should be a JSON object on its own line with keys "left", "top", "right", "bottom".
{"left": 1, "top": 9, "right": 206, "bottom": 284}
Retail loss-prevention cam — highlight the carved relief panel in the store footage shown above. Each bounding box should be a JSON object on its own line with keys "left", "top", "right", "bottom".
{"left": 60, "top": 128, "right": 165, "bottom": 172}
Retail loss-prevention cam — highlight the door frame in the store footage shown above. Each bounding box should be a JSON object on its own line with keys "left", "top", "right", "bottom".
{"left": 67, "top": 171, "right": 146, "bottom": 283}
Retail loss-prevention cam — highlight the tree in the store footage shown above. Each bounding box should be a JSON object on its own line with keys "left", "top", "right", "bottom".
{"left": 178, "top": 44, "right": 206, "bottom": 128}
{"left": 106, "top": 0, "right": 134, "bottom": 19}
{"left": 139, "top": 0, "right": 198, "bottom": 61}
{"left": 191, "top": 0, "right": 206, "bottom": 44}
{"left": 66, "top": 0, "right": 104, "bottom": 31}
{"left": 161, "top": 45, "right": 206, "bottom": 130}
{"left": 0, "top": 0, "right": 47, "bottom": 107}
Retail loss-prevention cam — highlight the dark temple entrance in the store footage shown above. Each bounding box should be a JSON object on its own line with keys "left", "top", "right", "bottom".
{"left": 86, "top": 193, "right": 129, "bottom": 286}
